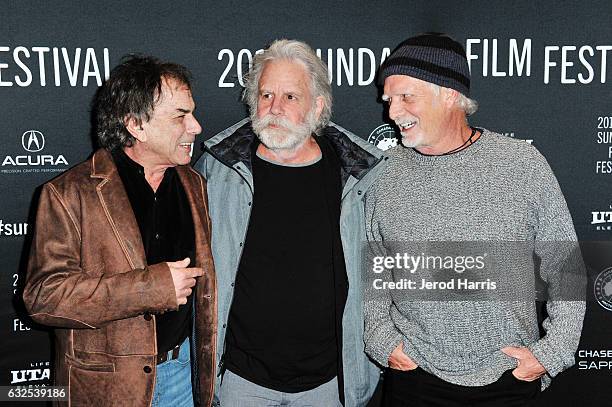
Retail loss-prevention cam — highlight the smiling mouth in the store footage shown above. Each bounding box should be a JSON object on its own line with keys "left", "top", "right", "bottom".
{"left": 397, "top": 120, "right": 417, "bottom": 132}
{"left": 179, "top": 142, "right": 193, "bottom": 152}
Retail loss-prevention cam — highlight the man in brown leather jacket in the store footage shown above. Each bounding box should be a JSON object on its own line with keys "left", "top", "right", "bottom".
{"left": 23, "top": 55, "right": 216, "bottom": 407}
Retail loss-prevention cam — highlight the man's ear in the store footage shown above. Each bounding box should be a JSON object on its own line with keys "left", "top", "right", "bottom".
{"left": 443, "top": 88, "right": 460, "bottom": 108}
{"left": 124, "top": 115, "right": 146, "bottom": 142}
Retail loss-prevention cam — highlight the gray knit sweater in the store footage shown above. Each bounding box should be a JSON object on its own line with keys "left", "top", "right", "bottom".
{"left": 363, "top": 129, "right": 585, "bottom": 388}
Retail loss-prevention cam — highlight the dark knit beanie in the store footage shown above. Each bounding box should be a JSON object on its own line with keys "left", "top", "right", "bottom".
{"left": 379, "top": 33, "right": 471, "bottom": 96}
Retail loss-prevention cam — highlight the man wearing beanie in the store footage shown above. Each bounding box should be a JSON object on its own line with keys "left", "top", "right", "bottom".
{"left": 363, "top": 33, "right": 585, "bottom": 406}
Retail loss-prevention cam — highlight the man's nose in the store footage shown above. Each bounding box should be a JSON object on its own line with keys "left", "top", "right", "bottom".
{"left": 269, "top": 96, "right": 283, "bottom": 115}
{"left": 187, "top": 115, "right": 202, "bottom": 135}
{"left": 388, "top": 98, "right": 401, "bottom": 121}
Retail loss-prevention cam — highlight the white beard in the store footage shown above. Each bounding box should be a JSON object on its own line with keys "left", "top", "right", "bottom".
{"left": 252, "top": 110, "right": 317, "bottom": 151}
{"left": 400, "top": 132, "right": 424, "bottom": 148}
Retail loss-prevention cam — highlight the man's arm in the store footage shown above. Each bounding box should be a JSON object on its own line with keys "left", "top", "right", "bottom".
{"left": 362, "top": 188, "right": 405, "bottom": 367}
{"left": 23, "top": 183, "right": 192, "bottom": 329}
{"left": 522, "top": 150, "right": 586, "bottom": 378}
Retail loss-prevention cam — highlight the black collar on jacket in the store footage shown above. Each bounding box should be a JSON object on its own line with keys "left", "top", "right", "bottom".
{"left": 207, "top": 121, "right": 379, "bottom": 186}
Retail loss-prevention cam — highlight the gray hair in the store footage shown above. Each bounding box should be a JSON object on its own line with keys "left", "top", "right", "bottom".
{"left": 429, "top": 83, "right": 478, "bottom": 116}
{"left": 243, "top": 39, "right": 332, "bottom": 132}
{"left": 457, "top": 93, "right": 478, "bottom": 116}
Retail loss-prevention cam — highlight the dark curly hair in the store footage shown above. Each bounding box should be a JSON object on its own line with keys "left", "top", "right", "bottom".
{"left": 94, "top": 55, "right": 192, "bottom": 150}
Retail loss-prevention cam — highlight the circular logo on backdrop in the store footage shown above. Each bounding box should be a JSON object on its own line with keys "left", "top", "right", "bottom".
{"left": 21, "top": 130, "right": 45, "bottom": 152}
{"left": 368, "top": 124, "right": 398, "bottom": 151}
{"left": 594, "top": 267, "right": 612, "bottom": 311}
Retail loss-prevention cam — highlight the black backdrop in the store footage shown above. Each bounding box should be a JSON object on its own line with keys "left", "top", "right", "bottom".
{"left": 1, "top": 1, "right": 611, "bottom": 405}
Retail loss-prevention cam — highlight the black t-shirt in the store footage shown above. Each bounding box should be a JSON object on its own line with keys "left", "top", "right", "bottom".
{"left": 224, "top": 151, "right": 338, "bottom": 392}
{"left": 112, "top": 148, "right": 195, "bottom": 354}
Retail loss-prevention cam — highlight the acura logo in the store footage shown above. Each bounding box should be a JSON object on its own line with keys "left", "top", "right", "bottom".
{"left": 21, "top": 130, "right": 45, "bottom": 152}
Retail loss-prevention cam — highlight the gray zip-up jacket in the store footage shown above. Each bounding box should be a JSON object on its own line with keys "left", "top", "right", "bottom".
{"left": 193, "top": 118, "right": 387, "bottom": 407}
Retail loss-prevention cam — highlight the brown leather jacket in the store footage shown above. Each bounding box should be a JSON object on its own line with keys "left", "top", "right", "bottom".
{"left": 23, "top": 149, "right": 216, "bottom": 406}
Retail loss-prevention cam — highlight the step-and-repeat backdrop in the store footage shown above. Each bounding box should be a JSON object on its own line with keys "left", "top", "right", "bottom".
{"left": 1, "top": 1, "right": 611, "bottom": 405}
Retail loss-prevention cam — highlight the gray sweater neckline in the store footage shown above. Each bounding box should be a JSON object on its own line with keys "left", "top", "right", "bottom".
{"left": 397, "top": 128, "right": 490, "bottom": 164}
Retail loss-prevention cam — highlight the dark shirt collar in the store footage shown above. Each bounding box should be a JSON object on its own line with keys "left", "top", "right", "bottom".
{"left": 111, "top": 147, "right": 178, "bottom": 189}
{"left": 111, "top": 147, "right": 146, "bottom": 178}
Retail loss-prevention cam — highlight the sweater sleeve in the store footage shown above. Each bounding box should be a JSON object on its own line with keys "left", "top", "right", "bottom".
{"left": 527, "top": 149, "right": 586, "bottom": 378}
{"left": 363, "top": 186, "right": 404, "bottom": 367}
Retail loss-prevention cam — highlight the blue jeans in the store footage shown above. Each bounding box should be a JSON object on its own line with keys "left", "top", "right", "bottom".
{"left": 152, "top": 337, "right": 194, "bottom": 407}
{"left": 219, "top": 369, "right": 342, "bottom": 407}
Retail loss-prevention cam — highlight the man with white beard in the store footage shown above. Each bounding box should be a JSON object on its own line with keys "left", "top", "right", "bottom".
{"left": 194, "top": 39, "right": 386, "bottom": 406}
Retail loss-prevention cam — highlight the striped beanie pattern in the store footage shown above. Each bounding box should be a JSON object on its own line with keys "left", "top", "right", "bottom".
{"left": 379, "top": 33, "right": 471, "bottom": 96}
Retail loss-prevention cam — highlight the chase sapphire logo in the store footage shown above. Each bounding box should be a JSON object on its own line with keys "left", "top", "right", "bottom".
{"left": 21, "top": 130, "right": 45, "bottom": 152}
{"left": 368, "top": 124, "right": 398, "bottom": 151}
{"left": 594, "top": 267, "right": 612, "bottom": 311}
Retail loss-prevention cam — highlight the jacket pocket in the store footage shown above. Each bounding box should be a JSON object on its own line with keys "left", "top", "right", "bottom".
{"left": 67, "top": 355, "right": 117, "bottom": 407}
{"left": 65, "top": 353, "right": 115, "bottom": 372}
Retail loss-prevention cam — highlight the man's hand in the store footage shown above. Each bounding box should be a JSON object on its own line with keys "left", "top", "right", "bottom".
{"left": 167, "top": 258, "right": 203, "bottom": 305}
{"left": 388, "top": 342, "right": 418, "bottom": 371}
{"left": 501, "top": 346, "right": 546, "bottom": 381}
